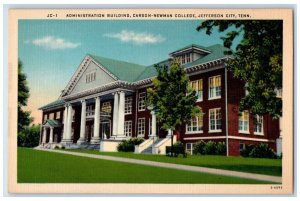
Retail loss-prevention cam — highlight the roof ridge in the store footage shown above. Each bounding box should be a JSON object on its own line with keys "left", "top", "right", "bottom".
{"left": 88, "top": 54, "right": 146, "bottom": 68}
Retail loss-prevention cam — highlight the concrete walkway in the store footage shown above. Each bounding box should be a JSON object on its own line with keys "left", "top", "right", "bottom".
{"left": 36, "top": 148, "right": 282, "bottom": 183}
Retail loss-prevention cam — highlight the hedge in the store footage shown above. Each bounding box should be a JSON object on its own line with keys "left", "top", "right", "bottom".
{"left": 117, "top": 137, "right": 144, "bottom": 152}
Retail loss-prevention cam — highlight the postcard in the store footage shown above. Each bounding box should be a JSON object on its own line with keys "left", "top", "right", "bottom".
{"left": 7, "top": 8, "right": 293, "bottom": 194}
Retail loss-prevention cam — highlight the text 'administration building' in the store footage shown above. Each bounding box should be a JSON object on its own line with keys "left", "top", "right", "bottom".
{"left": 39, "top": 44, "right": 282, "bottom": 156}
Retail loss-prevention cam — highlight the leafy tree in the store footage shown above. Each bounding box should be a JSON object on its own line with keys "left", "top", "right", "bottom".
{"left": 147, "top": 59, "right": 201, "bottom": 152}
{"left": 18, "top": 60, "right": 33, "bottom": 145}
{"left": 18, "top": 124, "right": 41, "bottom": 147}
{"left": 197, "top": 20, "right": 282, "bottom": 118}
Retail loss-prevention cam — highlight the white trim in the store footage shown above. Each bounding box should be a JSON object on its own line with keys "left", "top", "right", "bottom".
{"left": 238, "top": 110, "right": 250, "bottom": 134}
{"left": 185, "top": 131, "right": 203, "bottom": 134}
{"left": 254, "top": 115, "right": 264, "bottom": 135}
{"left": 138, "top": 92, "right": 146, "bottom": 112}
{"left": 208, "top": 75, "right": 222, "bottom": 100}
{"left": 208, "top": 130, "right": 222, "bottom": 133}
{"left": 137, "top": 117, "right": 146, "bottom": 137}
{"left": 239, "top": 131, "right": 250, "bottom": 135}
{"left": 208, "top": 108, "right": 222, "bottom": 132}
{"left": 183, "top": 135, "right": 274, "bottom": 142}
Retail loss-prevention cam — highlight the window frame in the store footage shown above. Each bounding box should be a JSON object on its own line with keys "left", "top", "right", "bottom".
{"left": 125, "top": 96, "right": 133, "bottom": 115}
{"left": 137, "top": 118, "right": 146, "bottom": 137}
{"left": 124, "top": 121, "right": 132, "bottom": 137}
{"left": 208, "top": 108, "right": 222, "bottom": 133}
{"left": 138, "top": 92, "right": 146, "bottom": 111}
{"left": 208, "top": 75, "right": 222, "bottom": 100}
{"left": 254, "top": 115, "right": 264, "bottom": 135}
{"left": 190, "top": 79, "right": 203, "bottom": 102}
{"left": 238, "top": 110, "right": 250, "bottom": 134}
{"left": 186, "top": 115, "right": 204, "bottom": 134}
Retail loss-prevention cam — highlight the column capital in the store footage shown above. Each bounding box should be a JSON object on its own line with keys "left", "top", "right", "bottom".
{"left": 81, "top": 99, "right": 86, "bottom": 103}
{"left": 94, "top": 96, "right": 101, "bottom": 100}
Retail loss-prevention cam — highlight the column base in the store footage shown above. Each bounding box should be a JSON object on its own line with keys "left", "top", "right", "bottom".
{"left": 61, "top": 139, "right": 73, "bottom": 144}
{"left": 77, "top": 138, "right": 87, "bottom": 145}
{"left": 90, "top": 137, "right": 101, "bottom": 144}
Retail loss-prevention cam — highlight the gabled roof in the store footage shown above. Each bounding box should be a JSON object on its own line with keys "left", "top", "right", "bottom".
{"left": 169, "top": 44, "right": 211, "bottom": 55}
{"left": 88, "top": 54, "right": 147, "bottom": 82}
{"left": 39, "top": 99, "right": 65, "bottom": 110}
{"left": 43, "top": 119, "right": 62, "bottom": 127}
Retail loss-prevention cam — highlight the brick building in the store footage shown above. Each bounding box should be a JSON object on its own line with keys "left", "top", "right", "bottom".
{"left": 39, "top": 44, "right": 282, "bottom": 156}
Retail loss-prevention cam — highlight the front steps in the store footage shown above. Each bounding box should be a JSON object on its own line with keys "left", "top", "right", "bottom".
{"left": 141, "top": 138, "right": 165, "bottom": 154}
{"left": 36, "top": 142, "right": 100, "bottom": 150}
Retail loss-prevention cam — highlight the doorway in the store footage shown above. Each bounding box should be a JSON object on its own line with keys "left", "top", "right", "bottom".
{"left": 101, "top": 121, "right": 111, "bottom": 139}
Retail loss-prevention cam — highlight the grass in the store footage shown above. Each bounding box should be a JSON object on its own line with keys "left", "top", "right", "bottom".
{"left": 65, "top": 150, "right": 282, "bottom": 176}
{"left": 18, "top": 147, "right": 275, "bottom": 184}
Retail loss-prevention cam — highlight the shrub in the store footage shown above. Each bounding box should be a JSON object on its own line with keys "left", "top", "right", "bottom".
{"left": 216, "top": 142, "right": 226, "bottom": 155}
{"left": 173, "top": 141, "right": 184, "bottom": 148}
{"left": 193, "top": 140, "right": 206, "bottom": 155}
{"left": 204, "top": 141, "right": 217, "bottom": 155}
{"left": 117, "top": 137, "right": 144, "bottom": 152}
{"left": 240, "top": 144, "right": 255, "bottom": 157}
{"left": 249, "top": 143, "right": 277, "bottom": 159}
{"left": 61, "top": 146, "right": 65, "bottom": 149}
{"left": 54, "top": 145, "right": 60, "bottom": 149}
{"left": 18, "top": 124, "right": 41, "bottom": 147}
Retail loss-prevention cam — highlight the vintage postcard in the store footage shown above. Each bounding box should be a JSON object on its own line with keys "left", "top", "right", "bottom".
{"left": 7, "top": 8, "right": 293, "bottom": 194}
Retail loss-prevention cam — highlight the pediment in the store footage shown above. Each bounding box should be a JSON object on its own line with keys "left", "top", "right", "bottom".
{"left": 61, "top": 56, "right": 118, "bottom": 97}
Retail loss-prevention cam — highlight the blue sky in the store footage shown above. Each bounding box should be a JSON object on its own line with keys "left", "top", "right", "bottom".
{"left": 18, "top": 20, "right": 240, "bottom": 124}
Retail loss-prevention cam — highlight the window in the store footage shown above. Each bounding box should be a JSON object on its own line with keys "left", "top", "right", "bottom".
{"left": 55, "top": 111, "right": 61, "bottom": 119}
{"left": 275, "top": 88, "right": 282, "bottom": 98}
{"left": 239, "top": 143, "right": 246, "bottom": 153}
{"left": 137, "top": 118, "right": 145, "bottom": 136}
{"left": 186, "top": 53, "right": 191, "bottom": 63}
{"left": 209, "top": 108, "right": 222, "bottom": 132}
{"left": 239, "top": 111, "right": 249, "bottom": 133}
{"left": 86, "top": 71, "right": 96, "bottom": 83}
{"left": 191, "top": 79, "right": 203, "bottom": 101}
{"left": 49, "top": 113, "right": 54, "bottom": 120}
{"left": 254, "top": 116, "right": 264, "bottom": 135}
{"left": 102, "top": 101, "right": 111, "bottom": 113}
{"left": 125, "top": 96, "right": 133, "bottom": 114}
{"left": 86, "top": 105, "right": 94, "bottom": 117}
{"left": 124, "top": 121, "right": 132, "bottom": 137}
{"left": 138, "top": 92, "right": 146, "bottom": 111}
{"left": 186, "top": 143, "right": 195, "bottom": 155}
{"left": 245, "top": 82, "right": 249, "bottom": 96}
{"left": 181, "top": 54, "right": 186, "bottom": 64}
{"left": 186, "top": 114, "right": 203, "bottom": 133}
{"left": 44, "top": 114, "right": 48, "bottom": 121}
{"left": 209, "top": 75, "right": 221, "bottom": 99}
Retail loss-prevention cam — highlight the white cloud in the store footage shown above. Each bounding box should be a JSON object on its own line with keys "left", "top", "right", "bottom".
{"left": 104, "top": 30, "right": 165, "bottom": 45}
{"left": 32, "top": 36, "right": 80, "bottom": 49}
{"left": 24, "top": 40, "right": 30, "bottom": 44}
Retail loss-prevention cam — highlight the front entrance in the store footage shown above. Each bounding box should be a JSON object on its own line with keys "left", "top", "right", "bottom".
{"left": 101, "top": 121, "right": 111, "bottom": 139}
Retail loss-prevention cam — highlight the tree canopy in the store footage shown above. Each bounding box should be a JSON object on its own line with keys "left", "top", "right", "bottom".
{"left": 147, "top": 59, "right": 201, "bottom": 131}
{"left": 197, "top": 20, "right": 282, "bottom": 119}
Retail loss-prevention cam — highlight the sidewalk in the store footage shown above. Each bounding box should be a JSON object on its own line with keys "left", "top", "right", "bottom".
{"left": 36, "top": 148, "right": 282, "bottom": 183}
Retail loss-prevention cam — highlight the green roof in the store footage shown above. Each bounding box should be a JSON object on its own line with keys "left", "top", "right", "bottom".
{"left": 39, "top": 99, "right": 65, "bottom": 110}
{"left": 170, "top": 44, "right": 211, "bottom": 55}
{"left": 88, "top": 54, "right": 147, "bottom": 82}
{"left": 43, "top": 119, "right": 62, "bottom": 127}
{"left": 135, "top": 44, "right": 231, "bottom": 81}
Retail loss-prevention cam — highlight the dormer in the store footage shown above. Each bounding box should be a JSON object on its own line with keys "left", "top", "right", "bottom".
{"left": 169, "top": 44, "right": 211, "bottom": 65}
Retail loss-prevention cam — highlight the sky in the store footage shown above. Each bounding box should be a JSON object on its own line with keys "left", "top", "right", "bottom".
{"left": 18, "top": 20, "right": 241, "bottom": 124}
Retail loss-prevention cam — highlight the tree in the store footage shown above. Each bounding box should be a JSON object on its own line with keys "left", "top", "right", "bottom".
{"left": 18, "top": 60, "right": 33, "bottom": 138}
{"left": 197, "top": 20, "right": 282, "bottom": 119}
{"left": 147, "top": 59, "right": 201, "bottom": 154}
{"left": 18, "top": 124, "right": 41, "bottom": 147}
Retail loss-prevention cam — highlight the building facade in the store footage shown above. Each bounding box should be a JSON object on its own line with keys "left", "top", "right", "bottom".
{"left": 39, "top": 44, "right": 281, "bottom": 156}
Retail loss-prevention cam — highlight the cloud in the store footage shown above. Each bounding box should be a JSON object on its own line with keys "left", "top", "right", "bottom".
{"left": 24, "top": 40, "right": 30, "bottom": 44}
{"left": 104, "top": 30, "right": 165, "bottom": 45}
{"left": 32, "top": 36, "right": 80, "bottom": 49}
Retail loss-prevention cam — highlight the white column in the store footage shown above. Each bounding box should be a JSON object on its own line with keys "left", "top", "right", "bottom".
{"left": 62, "top": 105, "right": 68, "bottom": 140}
{"left": 49, "top": 127, "right": 54, "bottom": 143}
{"left": 65, "top": 104, "right": 73, "bottom": 143}
{"left": 112, "top": 92, "right": 119, "bottom": 136}
{"left": 78, "top": 100, "right": 86, "bottom": 144}
{"left": 117, "top": 91, "right": 125, "bottom": 137}
{"left": 42, "top": 127, "right": 47, "bottom": 143}
{"left": 91, "top": 97, "right": 101, "bottom": 143}
{"left": 151, "top": 111, "right": 157, "bottom": 137}
{"left": 167, "top": 129, "right": 172, "bottom": 137}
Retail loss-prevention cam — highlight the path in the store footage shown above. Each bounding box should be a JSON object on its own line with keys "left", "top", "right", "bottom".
{"left": 36, "top": 148, "right": 282, "bottom": 183}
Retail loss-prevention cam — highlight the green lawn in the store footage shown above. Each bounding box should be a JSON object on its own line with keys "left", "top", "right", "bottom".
{"left": 18, "top": 148, "right": 275, "bottom": 184}
{"left": 66, "top": 150, "right": 282, "bottom": 176}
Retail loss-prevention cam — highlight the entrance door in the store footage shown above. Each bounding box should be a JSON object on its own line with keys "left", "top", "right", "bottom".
{"left": 101, "top": 121, "right": 111, "bottom": 139}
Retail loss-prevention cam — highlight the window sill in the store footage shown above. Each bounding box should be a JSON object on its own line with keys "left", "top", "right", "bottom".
{"left": 196, "top": 99, "right": 203, "bottom": 103}
{"left": 208, "top": 97, "right": 221, "bottom": 101}
{"left": 186, "top": 131, "right": 203, "bottom": 134}
{"left": 125, "top": 113, "right": 132, "bottom": 115}
{"left": 138, "top": 109, "right": 146, "bottom": 112}
{"left": 239, "top": 131, "right": 250, "bottom": 134}
{"left": 208, "top": 130, "right": 222, "bottom": 133}
{"left": 254, "top": 133, "right": 264, "bottom": 136}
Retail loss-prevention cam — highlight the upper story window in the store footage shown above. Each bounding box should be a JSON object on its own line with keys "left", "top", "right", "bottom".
{"left": 55, "top": 111, "right": 61, "bottom": 119}
{"left": 209, "top": 75, "right": 221, "bottom": 99}
{"left": 125, "top": 96, "right": 133, "bottom": 114}
{"left": 254, "top": 115, "right": 264, "bottom": 135}
{"left": 180, "top": 53, "right": 191, "bottom": 64}
{"left": 86, "top": 105, "right": 95, "bottom": 117}
{"left": 86, "top": 71, "right": 96, "bottom": 83}
{"left": 44, "top": 114, "right": 48, "bottom": 121}
{"left": 186, "top": 114, "right": 203, "bottom": 133}
{"left": 190, "top": 79, "right": 203, "bottom": 101}
{"left": 209, "top": 108, "right": 222, "bottom": 132}
{"left": 49, "top": 113, "right": 54, "bottom": 120}
{"left": 137, "top": 118, "right": 145, "bottom": 136}
{"left": 239, "top": 110, "right": 249, "bottom": 134}
{"left": 138, "top": 92, "right": 146, "bottom": 111}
